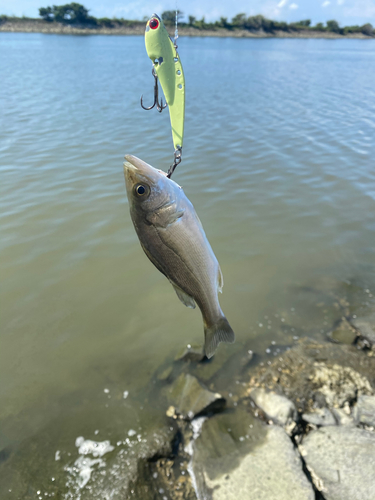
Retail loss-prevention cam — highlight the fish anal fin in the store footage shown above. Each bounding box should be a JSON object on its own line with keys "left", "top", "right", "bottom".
{"left": 204, "top": 316, "right": 235, "bottom": 359}
{"left": 171, "top": 282, "right": 196, "bottom": 309}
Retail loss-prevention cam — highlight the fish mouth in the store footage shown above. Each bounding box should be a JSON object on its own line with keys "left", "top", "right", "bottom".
{"left": 123, "top": 155, "right": 168, "bottom": 179}
{"left": 123, "top": 155, "right": 157, "bottom": 187}
{"left": 124, "top": 154, "right": 142, "bottom": 171}
{"left": 123, "top": 157, "right": 138, "bottom": 185}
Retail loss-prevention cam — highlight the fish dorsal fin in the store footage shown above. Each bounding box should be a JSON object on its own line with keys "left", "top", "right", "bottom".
{"left": 171, "top": 282, "right": 196, "bottom": 309}
{"left": 218, "top": 266, "right": 224, "bottom": 293}
{"left": 146, "top": 205, "right": 184, "bottom": 228}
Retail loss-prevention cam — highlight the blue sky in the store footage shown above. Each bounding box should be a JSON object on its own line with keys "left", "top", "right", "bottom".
{"left": 2, "top": 0, "right": 375, "bottom": 26}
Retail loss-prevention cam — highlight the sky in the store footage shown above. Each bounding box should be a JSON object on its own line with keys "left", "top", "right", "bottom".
{"left": 2, "top": 0, "right": 375, "bottom": 26}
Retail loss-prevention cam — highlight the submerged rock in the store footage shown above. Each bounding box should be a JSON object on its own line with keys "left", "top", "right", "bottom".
{"left": 328, "top": 318, "right": 357, "bottom": 345}
{"left": 302, "top": 407, "right": 336, "bottom": 427}
{"left": 174, "top": 344, "right": 206, "bottom": 362}
{"left": 300, "top": 426, "right": 375, "bottom": 500}
{"left": 353, "top": 395, "right": 375, "bottom": 427}
{"left": 131, "top": 455, "right": 197, "bottom": 500}
{"left": 163, "top": 373, "right": 225, "bottom": 420}
{"left": 191, "top": 408, "right": 314, "bottom": 500}
{"left": 352, "top": 313, "right": 375, "bottom": 347}
{"left": 157, "top": 365, "right": 173, "bottom": 381}
{"left": 249, "top": 388, "right": 297, "bottom": 425}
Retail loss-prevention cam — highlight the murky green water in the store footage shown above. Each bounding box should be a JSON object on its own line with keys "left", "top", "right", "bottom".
{"left": 1, "top": 33, "right": 374, "bottom": 497}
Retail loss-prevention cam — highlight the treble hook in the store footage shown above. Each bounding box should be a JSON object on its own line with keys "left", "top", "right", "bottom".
{"left": 140, "top": 66, "right": 167, "bottom": 113}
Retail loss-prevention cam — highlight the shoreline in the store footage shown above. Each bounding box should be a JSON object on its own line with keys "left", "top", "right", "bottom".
{"left": 0, "top": 21, "right": 374, "bottom": 38}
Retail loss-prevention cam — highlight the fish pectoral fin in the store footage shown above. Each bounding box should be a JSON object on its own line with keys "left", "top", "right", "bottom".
{"left": 146, "top": 208, "right": 185, "bottom": 228}
{"left": 218, "top": 266, "right": 224, "bottom": 293}
{"left": 204, "top": 316, "right": 235, "bottom": 359}
{"left": 171, "top": 282, "right": 196, "bottom": 309}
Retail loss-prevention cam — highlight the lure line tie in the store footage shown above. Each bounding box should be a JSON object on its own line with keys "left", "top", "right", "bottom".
{"left": 167, "top": 147, "right": 182, "bottom": 178}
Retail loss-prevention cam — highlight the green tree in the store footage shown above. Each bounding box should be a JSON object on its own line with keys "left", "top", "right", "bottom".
{"left": 361, "top": 23, "right": 374, "bottom": 35}
{"left": 326, "top": 19, "right": 340, "bottom": 32}
{"left": 188, "top": 15, "right": 196, "bottom": 26}
{"left": 98, "top": 17, "right": 113, "bottom": 27}
{"left": 161, "top": 10, "right": 183, "bottom": 25}
{"left": 261, "top": 17, "right": 274, "bottom": 31}
{"left": 315, "top": 22, "right": 325, "bottom": 31}
{"left": 217, "top": 16, "right": 230, "bottom": 29}
{"left": 38, "top": 3, "right": 94, "bottom": 24}
{"left": 54, "top": 3, "right": 90, "bottom": 23}
{"left": 273, "top": 20, "right": 288, "bottom": 31}
{"left": 343, "top": 25, "right": 361, "bottom": 33}
{"left": 194, "top": 17, "right": 206, "bottom": 29}
{"left": 231, "top": 13, "right": 246, "bottom": 28}
{"left": 298, "top": 19, "right": 311, "bottom": 27}
{"left": 245, "top": 15, "right": 265, "bottom": 30}
{"left": 39, "top": 6, "right": 53, "bottom": 21}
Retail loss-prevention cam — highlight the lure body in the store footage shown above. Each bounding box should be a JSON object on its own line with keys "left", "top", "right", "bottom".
{"left": 145, "top": 15, "right": 185, "bottom": 150}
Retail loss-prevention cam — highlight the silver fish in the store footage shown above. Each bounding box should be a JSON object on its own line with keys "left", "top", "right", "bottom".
{"left": 123, "top": 155, "right": 235, "bottom": 358}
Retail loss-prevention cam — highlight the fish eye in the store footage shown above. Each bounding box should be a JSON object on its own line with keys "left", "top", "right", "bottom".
{"left": 149, "top": 18, "right": 159, "bottom": 29}
{"left": 135, "top": 184, "right": 149, "bottom": 197}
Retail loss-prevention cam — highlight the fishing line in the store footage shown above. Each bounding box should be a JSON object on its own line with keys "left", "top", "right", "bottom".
{"left": 174, "top": 4, "right": 178, "bottom": 48}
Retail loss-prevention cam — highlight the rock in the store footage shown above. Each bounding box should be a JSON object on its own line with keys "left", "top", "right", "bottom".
{"left": 157, "top": 365, "right": 173, "bottom": 381}
{"left": 163, "top": 373, "right": 225, "bottom": 420}
{"left": 249, "top": 388, "right": 297, "bottom": 425}
{"left": 91, "top": 423, "right": 178, "bottom": 500}
{"left": 353, "top": 395, "right": 375, "bottom": 427}
{"left": 300, "top": 426, "right": 375, "bottom": 500}
{"left": 302, "top": 408, "right": 336, "bottom": 426}
{"left": 352, "top": 313, "right": 375, "bottom": 346}
{"left": 131, "top": 456, "right": 197, "bottom": 500}
{"left": 328, "top": 318, "right": 357, "bottom": 345}
{"left": 310, "top": 362, "right": 373, "bottom": 408}
{"left": 174, "top": 344, "right": 206, "bottom": 362}
{"left": 246, "top": 339, "right": 375, "bottom": 414}
{"left": 331, "top": 406, "right": 354, "bottom": 426}
{"left": 191, "top": 408, "right": 314, "bottom": 500}
{"left": 166, "top": 406, "right": 176, "bottom": 418}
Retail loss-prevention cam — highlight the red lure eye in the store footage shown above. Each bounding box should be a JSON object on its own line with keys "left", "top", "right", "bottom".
{"left": 149, "top": 18, "right": 159, "bottom": 29}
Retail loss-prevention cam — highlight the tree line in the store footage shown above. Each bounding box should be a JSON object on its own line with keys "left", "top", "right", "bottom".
{"left": 1, "top": 3, "right": 373, "bottom": 36}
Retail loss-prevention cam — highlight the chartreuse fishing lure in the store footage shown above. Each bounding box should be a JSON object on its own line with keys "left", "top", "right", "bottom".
{"left": 140, "top": 14, "right": 185, "bottom": 178}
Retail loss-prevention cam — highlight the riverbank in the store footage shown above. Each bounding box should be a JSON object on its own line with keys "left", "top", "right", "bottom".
{"left": 0, "top": 20, "right": 374, "bottom": 38}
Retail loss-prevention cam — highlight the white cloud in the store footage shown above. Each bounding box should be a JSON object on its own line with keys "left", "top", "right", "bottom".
{"left": 322, "top": 0, "right": 330, "bottom": 6}
{"left": 337, "top": 0, "right": 344, "bottom": 4}
{"left": 277, "top": 0, "right": 287, "bottom": 7}
{"left": 289, "top": 3, "right": 298, "bottom": 9}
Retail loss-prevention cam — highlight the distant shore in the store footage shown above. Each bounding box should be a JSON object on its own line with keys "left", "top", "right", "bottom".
{"left": 0, "top": 20, "right": 373, "bottom": 38}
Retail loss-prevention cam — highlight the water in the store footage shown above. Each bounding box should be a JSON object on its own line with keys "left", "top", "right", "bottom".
{"left": 1, "top": 33, "right": 375, "bottom": 496}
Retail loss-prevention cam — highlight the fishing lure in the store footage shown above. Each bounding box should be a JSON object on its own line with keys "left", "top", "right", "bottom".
{"left": 141, "top": 14, "right": 185, "bottom": 177}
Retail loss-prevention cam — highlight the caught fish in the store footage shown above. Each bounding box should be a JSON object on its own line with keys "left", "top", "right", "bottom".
{"left": 123, "top": 155, "right": 235, "bottom": 358}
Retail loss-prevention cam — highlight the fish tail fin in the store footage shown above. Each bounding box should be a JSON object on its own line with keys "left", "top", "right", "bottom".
{"left": 204, "top": 316, "right": 235, "bottom": 359}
